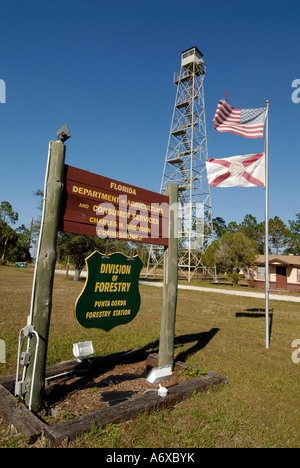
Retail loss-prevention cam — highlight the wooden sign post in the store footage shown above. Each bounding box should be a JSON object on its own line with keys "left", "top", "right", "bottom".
{"left": 25, "top": 140, "right": 66, "bottom": 410}
{"left": 158, "top": 183, "right": 178, "bottom": 367}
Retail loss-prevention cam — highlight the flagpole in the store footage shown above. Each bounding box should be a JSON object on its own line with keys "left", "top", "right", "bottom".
{"left": 265, "top": 100, "right": 270, "bottom": 349}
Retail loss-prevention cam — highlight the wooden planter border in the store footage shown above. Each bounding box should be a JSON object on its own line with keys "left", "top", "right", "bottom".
{"left": 0, "top": 350, "right": 227, "bottom": 446}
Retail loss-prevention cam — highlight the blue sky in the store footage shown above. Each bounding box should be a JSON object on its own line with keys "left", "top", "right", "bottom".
{"left": 0, "top": 0, "right": 299, "bottom": 231}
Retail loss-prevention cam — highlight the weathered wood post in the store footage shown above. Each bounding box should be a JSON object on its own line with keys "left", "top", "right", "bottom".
{"left": 25, "top": 139, "right": 66, "bottom": 410}
{"left": 158, "top": 183, "right": 178, "bottom": 367}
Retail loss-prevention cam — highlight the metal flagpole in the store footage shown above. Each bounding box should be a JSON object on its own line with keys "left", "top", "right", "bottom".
{"left": 265, "top": 100, "right": 270, "bottom": 349}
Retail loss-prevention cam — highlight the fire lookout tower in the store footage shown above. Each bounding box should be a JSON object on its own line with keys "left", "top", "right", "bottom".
{"left": 146, "top": 47, "right": 215, "bottom": 281}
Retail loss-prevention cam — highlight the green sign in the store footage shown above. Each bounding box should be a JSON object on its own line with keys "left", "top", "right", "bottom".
{"left": 75, "top": 251, "right": 143, "bottom": 332}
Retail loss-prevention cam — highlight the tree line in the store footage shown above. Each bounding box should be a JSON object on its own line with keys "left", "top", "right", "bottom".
{"left": 0, "top": 201, "right": 32, "bottom": 263}
{"left": 1, "top": 197, "right": 299, "bottom": 282}
{"left": 202, "top": 213, "right": 300, "bottom": 284}
{"left": 212, "top": 213, "right": 300, "bottom": 256}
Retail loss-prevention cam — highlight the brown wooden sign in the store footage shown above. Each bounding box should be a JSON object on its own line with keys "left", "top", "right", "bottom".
{"left": 60, "top": 165, "right": 169, "bottom": 246}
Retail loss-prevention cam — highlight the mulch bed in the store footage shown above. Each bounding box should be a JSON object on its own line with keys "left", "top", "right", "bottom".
{"left": 42, "top": 356, "right": 189, "bottom": 424}
{"left": 0, "top": 350, "right": 227, "bottom": 446}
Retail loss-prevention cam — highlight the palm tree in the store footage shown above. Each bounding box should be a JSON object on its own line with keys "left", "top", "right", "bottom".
{"left": 0, "top": 221, "right": 18, "bottom": 263}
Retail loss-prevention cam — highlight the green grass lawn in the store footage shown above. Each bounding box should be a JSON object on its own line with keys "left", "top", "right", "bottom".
{"left": 0, "top": 266, "right": 299, "bottom": 448}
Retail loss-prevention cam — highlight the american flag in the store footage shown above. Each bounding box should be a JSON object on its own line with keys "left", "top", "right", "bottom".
{"left": 213, "top": 100, "right": 267, "bottom": 138}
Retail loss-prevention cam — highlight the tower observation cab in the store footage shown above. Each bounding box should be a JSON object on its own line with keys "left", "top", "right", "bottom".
{"left": 181, "top": 46, "right": 205, "bottom": 69}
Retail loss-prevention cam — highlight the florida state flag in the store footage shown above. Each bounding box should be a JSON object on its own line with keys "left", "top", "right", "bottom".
{"left": 206, "top": 153, "right": 265, "bottom": 188}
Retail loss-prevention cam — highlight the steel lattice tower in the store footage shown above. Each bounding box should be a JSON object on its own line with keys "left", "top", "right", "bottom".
{"left": 146, "top": 47, "right": 215, "bottom": 281}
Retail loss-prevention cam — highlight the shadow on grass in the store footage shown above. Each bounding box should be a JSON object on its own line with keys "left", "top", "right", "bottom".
{"left": 236, "top": 308, "right": 274, "bottom": 340}
{"left": 142, "top": 328, "right": 220, "bottom": 364}
{"left": 174, "top": 328, "right": 220, "bottom": 363}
